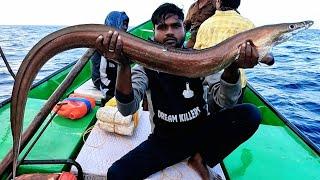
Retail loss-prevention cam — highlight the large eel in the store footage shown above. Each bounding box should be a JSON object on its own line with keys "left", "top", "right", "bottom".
{"left": 0, "top": 20, "right": 313, "bottom": 177}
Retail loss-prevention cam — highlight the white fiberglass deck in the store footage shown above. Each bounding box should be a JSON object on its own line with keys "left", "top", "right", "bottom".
{"left": 72, "top": 110, "right": 225, "bottom": 179}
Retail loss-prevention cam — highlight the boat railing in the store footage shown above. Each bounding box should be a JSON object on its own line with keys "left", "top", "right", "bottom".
{"left": 247, "top": 83, "right": 320, "bottom": 155}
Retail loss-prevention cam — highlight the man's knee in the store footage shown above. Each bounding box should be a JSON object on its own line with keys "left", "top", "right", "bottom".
{"left": 244, "top": 103, "right": 261, "bottom": 122}
{"left": 241, "top": 103, "right": 262, "bottom": 135}
{"left": 107, "top": 162, "right": 127, "bottom": 180}
{"left": 108, "top": 159, "right": 143, "bottom": 180}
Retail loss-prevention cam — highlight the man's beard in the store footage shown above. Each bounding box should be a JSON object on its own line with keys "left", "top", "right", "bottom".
{"left": 163, "top": 36, "right": 185, "bottom": 48}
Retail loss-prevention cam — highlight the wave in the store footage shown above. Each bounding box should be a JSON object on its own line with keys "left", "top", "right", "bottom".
{"left": 1, "top": 26, "right": 319, "bottom": 147}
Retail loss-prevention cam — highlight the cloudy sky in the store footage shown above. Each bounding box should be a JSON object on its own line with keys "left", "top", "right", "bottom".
{"left": 0, "top": 0, "right": 319, "bottom": 29}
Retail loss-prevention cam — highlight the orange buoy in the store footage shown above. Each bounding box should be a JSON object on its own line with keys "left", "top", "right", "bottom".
{"left": 53, "top": 94, "right": 96, "bottom": 119}
{"left": 15, "top": 172, "right": 77, "bottom": 180}
{"left": 69, "top": 93, "right": 96, "bottom": 107}
{"left": 58, "top": 172, "right": 77, "bottom": 180}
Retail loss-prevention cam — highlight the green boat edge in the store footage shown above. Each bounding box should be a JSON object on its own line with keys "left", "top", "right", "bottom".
{"left": 0, "top": 20, "right": 319, "bottom": 179}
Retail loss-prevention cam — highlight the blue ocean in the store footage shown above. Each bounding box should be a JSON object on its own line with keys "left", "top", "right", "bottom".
{"left": 0, "top": 25, "right": 319, "bottom": 148}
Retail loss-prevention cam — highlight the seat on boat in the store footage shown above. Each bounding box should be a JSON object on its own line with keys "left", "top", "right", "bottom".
{"left": 71, "top": 109, "right": 226, "bottom": 179}
{"left": 73, "top": 80, "right": 105, "bottom": 103}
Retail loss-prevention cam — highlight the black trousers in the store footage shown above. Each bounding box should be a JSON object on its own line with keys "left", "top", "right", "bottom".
{"left": 107, "top": 103, "right": 261, "bottom": 180}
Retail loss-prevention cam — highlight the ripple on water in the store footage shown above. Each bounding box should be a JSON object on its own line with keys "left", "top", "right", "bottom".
{"left": 0, "top": 26, "right": 320, "bottom": 148}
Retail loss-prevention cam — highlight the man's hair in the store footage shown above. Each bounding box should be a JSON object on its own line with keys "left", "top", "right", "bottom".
{"left": 151, "top": 3, "right": 184, "bottom": 26}
{"left": 221, "top": 0, "right": 241, "bottom": 9}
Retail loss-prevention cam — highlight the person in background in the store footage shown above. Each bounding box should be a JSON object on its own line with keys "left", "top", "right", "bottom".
{"left": 184, "top": 0, "right": 216, "bottom": 48}
{"left": 194, "top": 0, "right": 274, "bottom": 104}
{"left": 91, "top": 11, "right": 129, "bottom": 101}
{"left": 95, "top": 3, "right": 269, "bottom": 179}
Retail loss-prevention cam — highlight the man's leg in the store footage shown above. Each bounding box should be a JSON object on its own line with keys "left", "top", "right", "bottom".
{"left": 200, "top": 103, "right": 261, "bottom": 167}
{"left": 107, "top": 134, "right": 193, "bottom": 180}
{"left": 237, "top": 86, "right": 246, "bottom": 104}
{"left": 188, "top": 152, "right": 214, "bottom": 180}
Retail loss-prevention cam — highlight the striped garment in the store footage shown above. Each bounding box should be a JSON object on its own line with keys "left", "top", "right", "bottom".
{"left": 194, "top": 10, "right": 255, "bottom": 88}
{"left": 91, "top": 51, "right": 118, "bottom": 99}
{"left": 91, "top": 11, "right": 129, "bottom": 99}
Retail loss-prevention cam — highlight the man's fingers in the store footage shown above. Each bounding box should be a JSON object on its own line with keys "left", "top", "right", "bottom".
{"left": 115, "top": 36, "right": 123, "bottom": 55}
{"left": 247, "top": 43, "right": 256, "bottom": 68}
{"left": 238, "top": 43, "right": 246, "bottom": 61}
{"left": 245, "top": 41, "right": 252, "bottom": 61}
{"left": 252, "top": 46, "right": 259, "bottom": 62}
{"left": 246, "top": 40, "right": 256, "bottom": 47}
{"left": 249, "top": 41, "right": 259, "bottom": 65}
{"left": 260, "top": 53, "right": 275, "bottom": 66}
{"left": 95, "top": 35, "right": 103, "bottom": 47}
{"left": 237, "top": 41, "right": 260, "bottom": 68}
{"left": 109, "top": 31, "right": 119, "bottom": 52}
{"left": 103, "top": 30, "right": 113, "bottom": 51}
{"left": 116, "top": 36, "right": 129, "bottom": 65}
{"left": 95, "top": 35, "right": 107, "bottom": 58}
{"left": 246, "top": 41, "right": 259, "bottom": 67}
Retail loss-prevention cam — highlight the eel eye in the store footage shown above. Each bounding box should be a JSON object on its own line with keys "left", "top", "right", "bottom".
{"left": 289, "top": 24, "right": 296, "bottom": 30}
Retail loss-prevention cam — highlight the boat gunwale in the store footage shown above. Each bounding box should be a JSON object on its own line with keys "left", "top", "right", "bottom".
{"left": 246, "top": 83, "right": 320, "bottom": 155}
{"left": 0, "top": 20, "right": 319, "bottom": 178}
{"left": 0, "top": 61, "right": 76, "bottom": 109}
{"left": 0, "top": 20, "right": 152, "bottom": 108}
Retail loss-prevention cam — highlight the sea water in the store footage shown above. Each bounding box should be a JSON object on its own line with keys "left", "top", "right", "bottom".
{"left": 0, "top": 25, "right": 319, "bottom": 148}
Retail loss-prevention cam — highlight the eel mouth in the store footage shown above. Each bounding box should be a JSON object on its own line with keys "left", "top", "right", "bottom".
{"left": 274, "top": 20, "right": 314, "bottom": 46}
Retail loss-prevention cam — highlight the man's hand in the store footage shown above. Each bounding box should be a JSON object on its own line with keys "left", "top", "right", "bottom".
{"left": 230, "top": 41, "right": 275, "bottom": 68}
{"left": 95, "top": 30, "right": 130, "bottom": 67}
{"left": 261, "top": 53, "right": 275, "bottom": 66}
{"left": 222, "top": 41, "right": 259, "bottom": 83}
{"left": 233, "top": 41, "right": 259, "bottom": 69}
{"left": 95, "top": 30, "right": 132, "bottom": 96}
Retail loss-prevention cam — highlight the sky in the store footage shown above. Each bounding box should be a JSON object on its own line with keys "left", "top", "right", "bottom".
{"left": 0, "top": 0, "right": 319, "bottom": 29}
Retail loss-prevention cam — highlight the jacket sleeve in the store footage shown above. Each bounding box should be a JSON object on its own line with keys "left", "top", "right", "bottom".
{"left": 203, "top": 72, "right": 242, "bottom": 112}
{"left": 116, "top": 65, "right": 148, "bottom": 116}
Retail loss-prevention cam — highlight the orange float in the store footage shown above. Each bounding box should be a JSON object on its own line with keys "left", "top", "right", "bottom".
{"left": 58, "top": 172, "right": 77, "bottom": 180}
{"left": 53, "top": 94, "right": 96, "bottom": 120}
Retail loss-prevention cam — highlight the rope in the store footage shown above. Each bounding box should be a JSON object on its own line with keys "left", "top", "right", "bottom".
{"left": 82, "top": 124, "right": 107, "bottom": 148}
{"left": 81, "top": 108, "right": 119, "bottom": 148}
{"left": 81, "top": 108, "right": 137, "bottom": 149}
{"left": 160, "top": 164, "right": 183, "bottom": 180}
{"left": 0, "top": 46, "right": 16, "bottom": 80}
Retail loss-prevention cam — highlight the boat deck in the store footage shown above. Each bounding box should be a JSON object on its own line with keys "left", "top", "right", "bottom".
{"left": 71, "top": 109, "right": 226, "bottom": 179}
{"left": 0, "top": 97, "right": 98, "bottom": 174}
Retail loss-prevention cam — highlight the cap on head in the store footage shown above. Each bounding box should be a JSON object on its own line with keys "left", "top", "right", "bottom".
{"left": 105, "top": 11, "right": 129, "bottom": 30}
